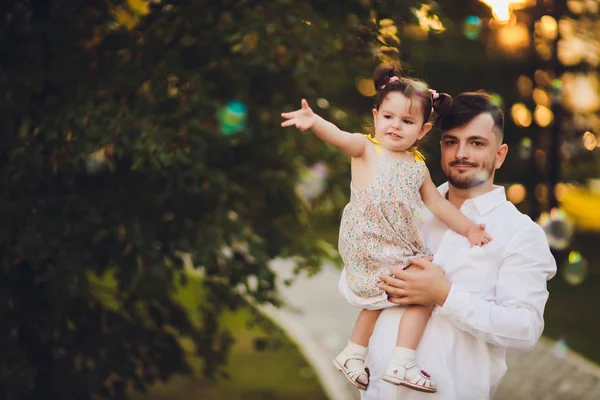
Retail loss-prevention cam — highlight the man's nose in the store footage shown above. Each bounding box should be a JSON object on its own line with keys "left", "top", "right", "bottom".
{"left": 455, "top": 143, "right": 469, "bottom": 159}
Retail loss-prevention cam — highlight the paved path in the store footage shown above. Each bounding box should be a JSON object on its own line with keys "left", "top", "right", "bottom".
{"left": 260, "top": 259, "right": 600, "bottom": 400}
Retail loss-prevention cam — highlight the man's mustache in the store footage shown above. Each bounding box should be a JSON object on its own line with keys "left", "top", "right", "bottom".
{"left": 449, "top": 160, "right": 479, "bottom": 167}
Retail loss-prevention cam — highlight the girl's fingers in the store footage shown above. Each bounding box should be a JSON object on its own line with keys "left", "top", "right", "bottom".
{"left": 281, "top": 111, "right": 298, "bottom": 118}
{"left": 281, "top": 119, "right": 298, "bottom": 127}
{"left": 301, "top": 99, "right": 310, "bottom": 109}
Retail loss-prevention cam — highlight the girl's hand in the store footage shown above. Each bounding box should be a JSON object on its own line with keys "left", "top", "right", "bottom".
{"left": 281, "top": 99, "right": 318, "bottom": 131}
{"left": 466, "top": 223, "right": 493, "bottom": 247}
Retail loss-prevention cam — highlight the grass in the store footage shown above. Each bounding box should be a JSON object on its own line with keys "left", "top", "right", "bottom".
{"left": 126, "top": 273, "right": 328, "bottom": 400}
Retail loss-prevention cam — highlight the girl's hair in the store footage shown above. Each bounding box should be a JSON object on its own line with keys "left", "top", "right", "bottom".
{"left": 372, "top": 64, "right": 452, "bottom": 126}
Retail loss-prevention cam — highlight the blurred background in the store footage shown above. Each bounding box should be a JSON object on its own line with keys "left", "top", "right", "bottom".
{"left": 1, "top": 0, "right": 599, "bottom": 399}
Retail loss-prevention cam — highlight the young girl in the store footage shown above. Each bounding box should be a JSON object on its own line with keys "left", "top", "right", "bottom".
{"left": 281, "top": 65, "right": 492, "bottom": 393}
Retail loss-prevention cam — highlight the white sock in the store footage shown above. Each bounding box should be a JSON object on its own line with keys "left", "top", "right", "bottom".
{"left": 343, "top": 341, "right": 369, "bottom": 385}
{"left": 392, "top": 347, "right": 416, "bottom": 365}
{"left": 346, "top": 341, "right": 368, "bottom": 356}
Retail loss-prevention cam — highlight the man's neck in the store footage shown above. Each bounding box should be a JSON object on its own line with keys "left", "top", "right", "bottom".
{"left": 447, "top": 180, "right": 495, "bottom": 209}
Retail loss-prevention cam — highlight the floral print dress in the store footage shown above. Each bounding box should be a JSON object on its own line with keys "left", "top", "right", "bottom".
{"left": 338, "top": 147, "right": 432, "bottom": 299}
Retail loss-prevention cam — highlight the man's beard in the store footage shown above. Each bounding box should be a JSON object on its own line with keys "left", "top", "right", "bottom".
{"left": 442, "top": 158, "right": 496, "bottom": 189}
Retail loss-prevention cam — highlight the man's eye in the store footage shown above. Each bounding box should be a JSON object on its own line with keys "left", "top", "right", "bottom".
{"left": 443, "top": 140, "right": 456, "bottom": 146}
{"left": 473, "top": 141, "right": 484, "bottom": 147}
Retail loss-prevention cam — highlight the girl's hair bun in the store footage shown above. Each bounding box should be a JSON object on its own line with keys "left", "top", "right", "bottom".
{"left": 373, "top": 64, "right": 402, "bottom": 92}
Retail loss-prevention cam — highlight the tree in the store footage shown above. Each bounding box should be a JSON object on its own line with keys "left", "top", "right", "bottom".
{"left": 0, "top": 0, "right": 425, "bottom": 398}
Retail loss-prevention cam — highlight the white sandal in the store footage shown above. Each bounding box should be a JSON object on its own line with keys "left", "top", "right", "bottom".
{"left": 332, "top": 352, "right": 370, "bottom": 391}
{"left": 382, "top": 361, "right": 436, "bottom": 393}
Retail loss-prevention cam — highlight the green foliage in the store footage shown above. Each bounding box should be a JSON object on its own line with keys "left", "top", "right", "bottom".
{"left": 0, "top": 0, "right": 423, "bottom": 398}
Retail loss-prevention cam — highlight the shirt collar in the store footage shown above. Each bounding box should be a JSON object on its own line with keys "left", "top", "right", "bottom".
{"left": 437, "top": 182, "right": 507, "bottom": 216}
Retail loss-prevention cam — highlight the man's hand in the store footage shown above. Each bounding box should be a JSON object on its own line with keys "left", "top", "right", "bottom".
{"left": 378, "top": 257, "right": 451, "bottom": 307}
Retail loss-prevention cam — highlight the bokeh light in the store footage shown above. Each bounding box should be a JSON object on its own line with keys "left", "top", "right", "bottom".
{"left": 535, "top": 183, "right": 548, "bottom": 203}
{"left": 582, "top": 131, "right": 597, "bottom": 150}
{"left": 355, "top": 78, "right": 377, "bottom": 97}
{"left": 558, "top": 16, "right": 576, "bottom": 37}
{"left": 534, "top": 69, "right": 553, "bottom": 86}
{"left": 475, "top": 170, "right": 491, "bottom": 182}
{"left": 518, "top": 137, "right": 533, "bottom": 159}
{"left": 554, "top": 182, "right": 570, "bottom": 201}
{"left": 507, "top": 183, "right": 527, "bottom": 204}
{"left": 552, "top": 338, "right": 569, "bottom": 359}
{"left": 511, "top": 103, "right": 532, "bottom": 127}
{"left": 550, "top": 79, "right": 563, "bottom": 101}
{"left": 413, "top": 4, "right": 446, "bottom": 32}
{"left": 557, "top": 36, "right": 587, "bottom": 66}
{"left": 86, "top": 148, "right": 108, "bottom": 175}
{"left": 217, "top": 101, "right": 248, "bottom": 135}
{"left": 489, "top": 93, "right": 503, "bottom": 107}
{"left": 296, "top": 162, "right": 328, "bottom": 202}
{"left": 332, "top": 109, "right": 348, "bottom": 121}
{"left": 537, "top": 207, "right": 575, "bottom": 250}
{"left": 532, "top": 88, "right": 551, "bottom": 107}
{"left": 316, "top": 98, "right": 330, "bottom": 109}
{"left": 535, "top": 42, "right": 552, "bottom": 60}
{"left": 538, "top": 15, "right": 558, "bottom": 40}
{"left": 534, "top": 105, "right": 553, "bottom": 127}
{"left": 562, "top": 250, "right": 588, "bottom": 286}
{"left": 567, "top": 0, "right": 585, "bottom": 14}
{"left": 562, "top": 72, "right": 600, "bottom": 114}
{"left": 464, "top": 16, "right": 482, "bottom": 40}
{"left": 497, "top": 23, "right": 530, "bottom": 54}
{"left": 516, "top": 75, "right": 533, "bottom": 97}
{"left": 480, "top": 0, "right": 529, "bottom": 22}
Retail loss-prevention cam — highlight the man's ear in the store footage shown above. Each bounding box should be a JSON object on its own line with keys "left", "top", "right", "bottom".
{"left": 419, "top": 122, "right": 433, "bottom": 139}
{"left": 495, "top": 143, "right": 508, "bottom": 169}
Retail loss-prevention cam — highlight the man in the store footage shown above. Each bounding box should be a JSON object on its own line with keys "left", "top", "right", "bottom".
{"left": 363, "top": 92, "right": 556, "bottom": 399}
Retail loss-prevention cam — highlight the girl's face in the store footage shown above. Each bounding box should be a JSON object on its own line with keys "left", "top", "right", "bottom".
{"left": 372, "top": 91, "right": 432, "bottom": 153}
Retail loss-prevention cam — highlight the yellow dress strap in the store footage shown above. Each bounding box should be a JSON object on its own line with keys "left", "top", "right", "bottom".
{"left": 410, "top": 147, "right": 426, "bottom": 163}
{"left": 366, "top": 134, "right": 384, "bottom": 156}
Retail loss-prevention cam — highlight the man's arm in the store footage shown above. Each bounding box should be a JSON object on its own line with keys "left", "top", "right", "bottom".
{"left": 435, "top": 224, "right": 556, "bottom": 351}
{"left": 380, "top": 223, "right": 556, "bottom": 351}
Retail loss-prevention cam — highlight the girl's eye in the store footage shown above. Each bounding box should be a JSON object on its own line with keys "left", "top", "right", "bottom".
{"left": 384, "top": 115, "right": 392, "bottom": 119}
{"left": 403, "top": 119, "right": 414, "bottom": 125}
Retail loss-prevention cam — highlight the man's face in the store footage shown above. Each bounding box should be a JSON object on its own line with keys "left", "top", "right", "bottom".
{"left": 440, "top": 113, "right": 507, "bottom": 189}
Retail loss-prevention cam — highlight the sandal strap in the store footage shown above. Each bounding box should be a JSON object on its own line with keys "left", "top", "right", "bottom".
{"left": 387, "top": 362, "right": 435, "bottom": 389}
{"left": 345, "top": 364, "right": 368, "bottom": 380}
{"left": 344, "top": 353, "right": 365, "bottom": 361}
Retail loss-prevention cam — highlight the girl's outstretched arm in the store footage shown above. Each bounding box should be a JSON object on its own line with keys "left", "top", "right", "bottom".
{"left": 419, "top": 168, "right": 492, "bottom": 247}
{"left": 281, "top": 99, "right": 367, "bottom": 158}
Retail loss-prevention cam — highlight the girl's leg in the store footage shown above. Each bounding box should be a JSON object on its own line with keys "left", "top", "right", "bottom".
{"left": 396, "top": 304, "right": 433, "bottom": 349}
{"left": 334, "top": 309, "right": 382, "bottom": 390}
{"left": 382, "top": 304, "right": 436, "bottom": 392}
{"left": 351, "top": 308, "right": 382, "bottom": 346}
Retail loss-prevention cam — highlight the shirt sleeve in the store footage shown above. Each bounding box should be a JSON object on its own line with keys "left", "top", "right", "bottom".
{"left": 434, "top": 222, "right": 557, "bottom": 351}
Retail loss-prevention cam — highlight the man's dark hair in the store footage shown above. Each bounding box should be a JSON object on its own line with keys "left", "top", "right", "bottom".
{"left": 437, "top": 91, "right": 505, "bottom": 143}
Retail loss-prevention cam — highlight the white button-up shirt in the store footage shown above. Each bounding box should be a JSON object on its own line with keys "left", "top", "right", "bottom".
{"left": 362, "top": 183, "right": 557, "bottom": 400}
